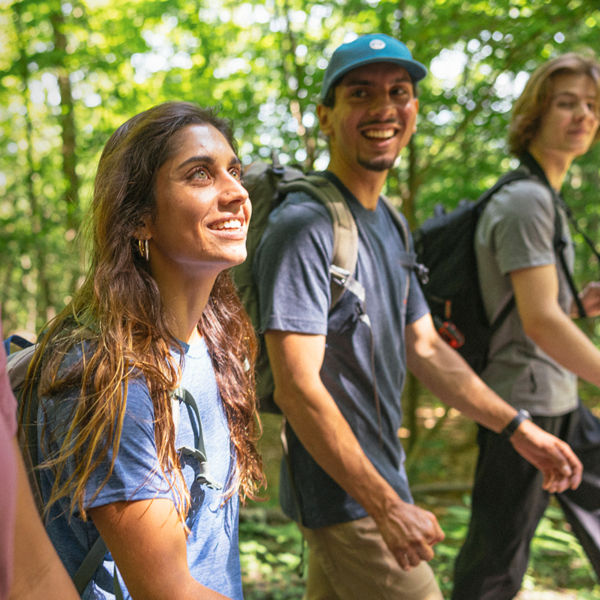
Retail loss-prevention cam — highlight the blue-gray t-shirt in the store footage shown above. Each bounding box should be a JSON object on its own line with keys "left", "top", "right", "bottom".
{"left": 254, "top": 173, "right": 429, "bottom": 528}
{"left": 39, "top": 339, "right": 242, "bottom": 599}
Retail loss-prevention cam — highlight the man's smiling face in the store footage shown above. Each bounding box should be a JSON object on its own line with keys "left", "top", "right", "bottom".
{"left": 318, "top": 62, "right": 419, "bottom": 174}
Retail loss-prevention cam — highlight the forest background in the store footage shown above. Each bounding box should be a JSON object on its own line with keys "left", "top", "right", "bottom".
{"left": 1, "top": 0, "right": 599, "bottom": 597}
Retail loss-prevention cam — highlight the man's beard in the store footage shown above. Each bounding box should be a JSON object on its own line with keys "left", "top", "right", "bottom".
{"left": 358, "top": 155, "right": 396, "bottom": 172}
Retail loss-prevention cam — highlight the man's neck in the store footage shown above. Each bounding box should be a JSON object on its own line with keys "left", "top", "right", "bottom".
{"left": 326, "top": 160, "right": 388, "bottom": 211}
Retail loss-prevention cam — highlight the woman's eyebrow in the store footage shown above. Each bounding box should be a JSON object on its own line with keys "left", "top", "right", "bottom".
{"left": 176, "top": 155, "right": 216, "bottom": 170}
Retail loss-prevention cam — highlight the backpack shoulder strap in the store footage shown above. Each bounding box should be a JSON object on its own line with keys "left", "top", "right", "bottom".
{"left": 61, "top": 383, "right": 223, "bottom": 594}
{"left": 6, "top": 340, "right": 36, "bottom": 398}
{"left": 6, "top": 340, "right": 41, "bottom": 508}
{"left": 72, "top": 536, "right": 108, "bottom": 594}
{"left": 556, "top": 184, "right": 600, "bottom": 316}
{"left": 279, "top": 174, "right": 359, "bottom": 307}
{"left": 551, "top": 193, "right": 586, "bottom": 318}
{"left": 518, "top": 151, "right": 586, "bottom": 317}
{"left": 379, "top": 195, "right": 408, "bottom": 244}
{"left": 379, "top": 195, "right": 418, "bottom": 270}
{"left": 475, "top": 169, "right": 530, "bottom": 213}
{"left": 172, "top": 386, "right": 222, "bottom": 490}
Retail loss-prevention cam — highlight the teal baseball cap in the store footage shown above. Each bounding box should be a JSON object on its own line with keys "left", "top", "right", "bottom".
{"left": 321, "top": 34, "right": 427, "bottom": 101}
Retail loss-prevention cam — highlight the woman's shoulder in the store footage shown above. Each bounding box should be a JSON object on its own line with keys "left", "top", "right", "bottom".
{"left": 42, "top": 339, "right": 151, "bottom": 412}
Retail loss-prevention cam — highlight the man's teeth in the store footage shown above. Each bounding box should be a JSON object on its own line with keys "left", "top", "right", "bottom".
{"left": 212, "top": 219, "right": 242, "bottom": 230}
{"left": 364, "top": 129, "right": 395, "bottom": 139}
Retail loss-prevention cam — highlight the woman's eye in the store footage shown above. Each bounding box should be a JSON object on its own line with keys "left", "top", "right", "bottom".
{"left": 190, "top": 168, "right": 209, "bottom": 180}
{"left": 230, "top": 168, "right": 242, "bottom": 180}
{"left": 557, "top": 99, "right": 576, "bottom": 110}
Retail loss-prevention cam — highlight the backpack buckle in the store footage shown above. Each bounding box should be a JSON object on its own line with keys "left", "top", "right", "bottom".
{"left": 415, "top": 262, "right": 429, "bottom": 285}
{"left": 329, "top": 264, "right": 351, "bottom": 288}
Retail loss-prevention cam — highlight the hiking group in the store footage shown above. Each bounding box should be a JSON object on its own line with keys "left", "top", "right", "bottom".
{"left": 2, "top": 30, "right": 600, "bottom": 600}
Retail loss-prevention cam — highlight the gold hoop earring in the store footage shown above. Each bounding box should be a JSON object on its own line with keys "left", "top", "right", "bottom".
{"left": 137, "top": 239, "right": 149, "bottom": 261}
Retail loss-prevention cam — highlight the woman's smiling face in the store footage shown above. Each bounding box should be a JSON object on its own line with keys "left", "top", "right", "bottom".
{"left": 146, "top": 123, "right": 251, "bottom": 278}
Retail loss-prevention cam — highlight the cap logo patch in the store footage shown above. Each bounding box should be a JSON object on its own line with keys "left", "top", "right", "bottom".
{"left": 369, "top": 39, "right": 386, "bottom": 50}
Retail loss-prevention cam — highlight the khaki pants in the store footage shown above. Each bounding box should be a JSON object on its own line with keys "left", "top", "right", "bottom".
{"left": 301, "top": 516, "right": 443, "bottom": 600}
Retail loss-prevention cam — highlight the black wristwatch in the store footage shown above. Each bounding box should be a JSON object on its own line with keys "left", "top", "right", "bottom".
{"left": 501, "top": 409, "right": 532, "bottom": 438}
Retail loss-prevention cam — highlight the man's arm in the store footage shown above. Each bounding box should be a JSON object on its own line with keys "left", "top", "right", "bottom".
{"left": 405, "top": 313, "right": 582, "bottom": 493}
{"left": 9, "top": 438, "right": 79, "bottom": 600}
{"left": 89, "top": 499, "right": 230, "bottom": 600}
{"left": 265, "top": 330, "right": 444, "bottom": 571}
{"left": 513, "top": 264, "right": 600, "bottom": 387}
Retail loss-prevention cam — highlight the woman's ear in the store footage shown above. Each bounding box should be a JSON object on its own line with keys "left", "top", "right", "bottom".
{"left": 133, "top": 219, "right": 152, "bottom": 262}
{"left": 133, "top": 216, "right": 152, "bottom": 241}
{"left": 133, "top": 218, "right": 152, "bottom": 262}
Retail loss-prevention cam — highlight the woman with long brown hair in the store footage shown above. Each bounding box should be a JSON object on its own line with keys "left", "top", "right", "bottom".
{"left": 21, "top": 101, "right": 264, "bottom": 599}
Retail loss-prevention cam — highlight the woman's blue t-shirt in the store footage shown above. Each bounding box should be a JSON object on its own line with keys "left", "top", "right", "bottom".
{"left": 39, "top": 339, "right": 242, "bottom": 599}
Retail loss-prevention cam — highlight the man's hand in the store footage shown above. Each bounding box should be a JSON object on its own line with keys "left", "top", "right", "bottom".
{"left": 510, "top": 419, "right": 583, "bottom": 493}
{"left": 375, "top": 499, "right": 445, "bottom": 571}
{"left": 576, "top": 281, "right": 600, "bottom": 318}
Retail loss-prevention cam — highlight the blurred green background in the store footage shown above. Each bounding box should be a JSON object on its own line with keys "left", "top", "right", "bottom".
{"left": 2, "top": 1, "right": 599, "bottom": 596}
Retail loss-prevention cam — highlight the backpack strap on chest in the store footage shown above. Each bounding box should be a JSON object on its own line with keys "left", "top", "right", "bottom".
{"left": 172, "top": 386, "right": 222, "bottom": 491}
{"left": 280, "top": 174, "right": 360, "bottom": 308}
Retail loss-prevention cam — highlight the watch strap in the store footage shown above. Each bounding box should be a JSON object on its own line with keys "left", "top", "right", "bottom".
{"left": 501, "top": 409, "right": 531, "bottom": 438}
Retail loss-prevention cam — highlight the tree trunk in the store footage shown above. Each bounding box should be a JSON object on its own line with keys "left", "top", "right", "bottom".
{"left": 50, "top": 6, "right": 83, "bottom": 297}
{"left": 13, "top": 2, "right": 52, "bottom": 330}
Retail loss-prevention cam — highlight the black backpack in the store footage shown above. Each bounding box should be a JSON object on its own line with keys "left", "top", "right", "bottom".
{"left": 231, "top": 157, "right": 414, "bottom": 413}
{"left": 413, "top": 168, "right": 584, "bottom": 374}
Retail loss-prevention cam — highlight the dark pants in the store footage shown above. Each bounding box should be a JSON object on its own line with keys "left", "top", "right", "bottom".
{"left": 452, "top": 402, "right": 600, "bottom": 600}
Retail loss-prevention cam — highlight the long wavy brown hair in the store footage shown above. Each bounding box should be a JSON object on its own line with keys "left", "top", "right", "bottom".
{"left": 21, "top": 101, "right": 265, "bottom": 522}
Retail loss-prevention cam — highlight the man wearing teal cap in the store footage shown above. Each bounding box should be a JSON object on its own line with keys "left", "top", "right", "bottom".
{"left": 254, "top": 34, "right": 582, "bottom": 599}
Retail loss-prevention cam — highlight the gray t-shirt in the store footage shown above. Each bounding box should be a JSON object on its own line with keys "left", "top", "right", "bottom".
{"left": 254, "top": 174, "right": 429, "bottom": 528}
{"left": 475, "top": 177, "right": 578, "bottom": 416}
